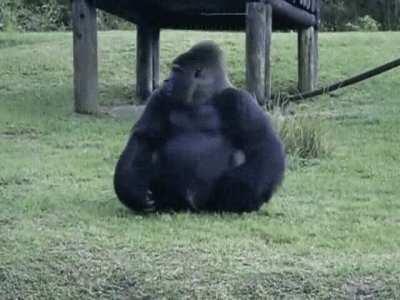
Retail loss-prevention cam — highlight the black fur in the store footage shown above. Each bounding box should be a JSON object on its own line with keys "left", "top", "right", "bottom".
{"left": 114, "top": 42, "right": 285, "bottom": 213}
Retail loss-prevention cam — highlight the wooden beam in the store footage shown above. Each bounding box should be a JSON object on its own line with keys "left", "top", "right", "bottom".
{"left": 298, "top": 26, "right": 317, "bottom": 92}
{"left": 246, "top": 2, "right": 266, "bottom": 105}
{"left": 265, "top": 4, "right": 273, "bottom": 103}
{"left": 136, "top": 25, "right": 153, "bottom": 102}
{"left": 265, "top": 0, "right": 317, "bottom": 28}
{"left": 152, "top": 28, "right": 160, "bottom": 90}
{"left": 72, "top": 0, "right": 98, "bottom": 114}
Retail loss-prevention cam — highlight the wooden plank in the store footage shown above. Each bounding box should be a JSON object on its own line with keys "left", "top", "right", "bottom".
{"left": 265, "top": 4, "right": 273, "bottom": 103}
{"left": 97, "top": 0, "right": 317, "bottom": 31}
{"left": 298, "top": 26, "right": 317, "bottom": 92}
{"left": 311, "top": 0, "right": 316, "bottom": 13}
{"left": 136, "top": 25, "right": 153, "bottom": 102}
{"left": 316, "top": 0, "right": 321, "bottom": 28}
{"left": 265, "top": 0, "right": 316, "bottom": 28}
{"left": 246, "top": 2, "right": 266, "bottom": 105}
{"left": 72, "top": 0, "right": 98, "bottom": 114}
{"left": 153, "top": 0, "right": 246, "bottom": 14}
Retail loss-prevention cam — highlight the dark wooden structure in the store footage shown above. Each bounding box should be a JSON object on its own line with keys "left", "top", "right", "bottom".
{"left": 72, "top": 0, "right": 320, "bottom": 113}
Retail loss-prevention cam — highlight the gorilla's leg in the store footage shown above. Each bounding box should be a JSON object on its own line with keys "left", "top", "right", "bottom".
{"left": 114, "top": 139, "right": 157, "bottom": 212}
{"left": 204, "top": 150, "right": 265, "bottom": 213}
{"left": 207, "top": 175, "right": 264, "bottom": 213}
{"left": 149, "top": 178, "right": 190, "bottom": 212}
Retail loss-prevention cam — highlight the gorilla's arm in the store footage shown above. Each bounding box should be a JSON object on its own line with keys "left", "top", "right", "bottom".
{"left": 114, "top": 91, "right": 167, "bottom": 211}
{"left": 212, "top": 88, "right": 285, "bottom": 212}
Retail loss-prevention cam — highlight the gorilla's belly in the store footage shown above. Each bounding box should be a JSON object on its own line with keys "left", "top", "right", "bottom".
{"left": 155, "top": 133, "right": 238, "bottom": 209}
{"left": 160, "top": 133, "right": 235, "bottom": 182}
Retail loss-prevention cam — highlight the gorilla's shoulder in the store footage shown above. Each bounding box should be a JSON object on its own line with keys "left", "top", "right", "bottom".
{"left": 215, "top": 87, "right": 259, "bottom": 113}
{"left": 218, "top": 87, "right": 255, "bottom": 101}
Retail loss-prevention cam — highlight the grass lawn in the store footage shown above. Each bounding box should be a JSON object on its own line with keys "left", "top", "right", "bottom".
{"left": 0, "top": 30, "right": 400, "bottom": 299}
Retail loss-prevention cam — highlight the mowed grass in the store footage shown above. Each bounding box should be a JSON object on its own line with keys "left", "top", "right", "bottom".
{"left": 1, "top": 30, "right": 400, "bottom": 299}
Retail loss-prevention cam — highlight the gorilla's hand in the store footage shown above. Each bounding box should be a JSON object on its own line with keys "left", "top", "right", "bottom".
{"left": 144, "top": 190, "right": 156, "bottom": 213}
{"left": 133, "top": 188, "right": 156, "bottom": 213}
{"left": 114, "top": 184, "right": 155, "bottom": 213}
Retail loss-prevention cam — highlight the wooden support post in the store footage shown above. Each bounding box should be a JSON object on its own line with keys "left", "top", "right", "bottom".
{"left": 136, "top": 25, "right": 153, "bottom": 102}
{"left": 72, "top": 0, "right": 98, "bottom": 114}
{"left": 152, "top": 28, "right": 160, "bottom": 90}
{"left": 265, "top": 4, "right": 273, "bottom": 103}
{"left": 246, "top": 2, "right": 267, "bottom": 105}
{"left": 298, "top": 26, "right": 318, "bottom": 92}
{"left": 313, "top": 28, "right": 319, "bottom": 87}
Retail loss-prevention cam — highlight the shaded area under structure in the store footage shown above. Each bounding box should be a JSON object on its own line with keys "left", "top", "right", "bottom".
{"left": 72, "top": 0, "right": 320, "bottom": 113}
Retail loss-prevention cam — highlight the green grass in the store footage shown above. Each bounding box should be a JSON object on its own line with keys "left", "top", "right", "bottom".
{"left": 1, "top": 30, "right": 400, "bottom": 299}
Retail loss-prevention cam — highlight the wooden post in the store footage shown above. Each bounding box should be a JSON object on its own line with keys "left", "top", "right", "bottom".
{"left": 265, "top": 4, "right": 273, "bottom": 103}
{"left": 152, "top": 28, "right": 160, "bottom": 90}
{"left": 72, "top": 0, "right": 98, "bottom": 114}
{"left": 298, "top": 26, "right": 318, "bottom": 92}
{"left": 314, "top": 0, "right": 320, "bottom": 87}
{"left": 136, "top": 25, "right": 153, "bottom": 102}
{"left": 313, "top": 28, "right": 319, "bottom": 87}
{"left": 246, "top": 2, "right": 267, "bottom": 105}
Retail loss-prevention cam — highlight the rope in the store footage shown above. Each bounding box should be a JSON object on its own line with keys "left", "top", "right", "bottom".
{"left": 286, "top": 57, "right": 400, "bottom": 103}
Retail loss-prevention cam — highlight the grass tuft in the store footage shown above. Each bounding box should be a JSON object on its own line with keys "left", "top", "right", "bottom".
{"left": 270, "top": 107, "right": 333, "bottom": 160}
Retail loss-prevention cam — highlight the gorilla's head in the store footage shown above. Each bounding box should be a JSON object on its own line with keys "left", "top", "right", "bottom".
{"left": 161, "top": 41, "right": 232, "bottom": 105}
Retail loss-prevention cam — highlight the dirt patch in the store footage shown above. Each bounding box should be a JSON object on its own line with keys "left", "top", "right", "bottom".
{"left": 100, "top": 104, "right": 145, "bottom": 120}
{"left": 343, "top": 278, "right": 385, "bottom": 299}
{"left": 0, "top": 175, "right": 32, "bottom": 187}
{"left": 1, "top": 126, "right": 42, "bottom": 139}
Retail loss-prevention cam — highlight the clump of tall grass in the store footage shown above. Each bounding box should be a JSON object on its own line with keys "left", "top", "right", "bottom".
{"left": 269, "top": 104, "right": 333, "bottom": 162}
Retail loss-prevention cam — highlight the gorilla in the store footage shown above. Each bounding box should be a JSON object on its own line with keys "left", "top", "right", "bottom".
{"left": 114, "top": 41, "right": 285, "bottom": 213}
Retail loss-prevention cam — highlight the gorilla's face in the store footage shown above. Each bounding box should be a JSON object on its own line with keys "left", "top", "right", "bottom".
{"left": 160, "top": 41, "right": 231, "bottom": 106}
{"left": 161, "top": 63, "right": 202, "bottom": 105}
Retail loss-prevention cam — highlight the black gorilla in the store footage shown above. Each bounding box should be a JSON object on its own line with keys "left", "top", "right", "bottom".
{"left": 114, "top": 41, "right": 285, "bottom": 213}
